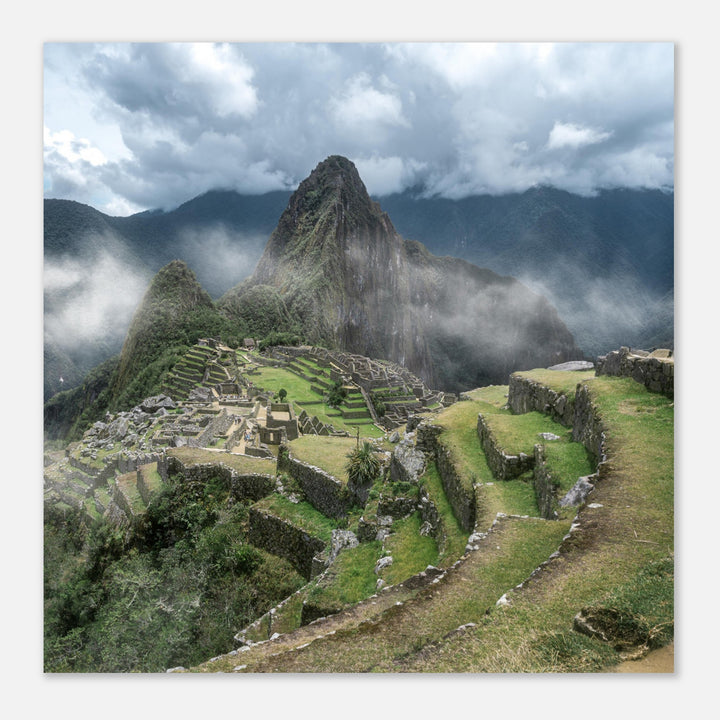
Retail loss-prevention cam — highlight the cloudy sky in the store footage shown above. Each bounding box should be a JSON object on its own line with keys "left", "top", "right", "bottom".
{"left": 43, "top": 41, "right": 674, "bottom": 215}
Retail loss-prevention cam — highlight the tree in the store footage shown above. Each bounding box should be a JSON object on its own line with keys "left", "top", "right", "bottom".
{"left": 327, "top": 381, "right": 348, "bottom": 408}
{"left": 345, "top": 441, "right": 381, "bottom": 507}
{"left": 277, "top": 388, "right": 287, "bottom": 402}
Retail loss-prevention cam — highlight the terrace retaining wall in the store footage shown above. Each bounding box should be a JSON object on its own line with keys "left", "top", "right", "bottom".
{"left": 596, "top": 346, "right": 674, "bottom": 398}
{"left": 277, "top": 445, "right": 350, "bottom": 519}
{"left": 157, "top": 454, "right": 275, "bottom": 502}
{"left": 247, "top": 507, "right": 327, "bottom": 580}
{"left": 507, "top": 374, "right": 576, "bottom": 427}
{"left": 415, "top": 422, "right": 476, "bottom": 533}
{"left": 476, "top": 413, "right": 534, "bottom": 481}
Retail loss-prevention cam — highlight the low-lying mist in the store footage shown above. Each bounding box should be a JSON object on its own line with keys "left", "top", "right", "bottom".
{"left": 44, "top": 246, "right": 152, "bottom": 397}
{"left": 517, "top": 269, "right": 674, "bottom": 358}
{"left": 175, "top": 225, "right": 267, "bottom": 298}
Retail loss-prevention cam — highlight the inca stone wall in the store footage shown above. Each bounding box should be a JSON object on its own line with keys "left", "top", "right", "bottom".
{"left": 507, "top": 374, "right": 575, "bottom": 427}
{"left": 476, "top": 413, "right": 534, "bottom": 480}
{"left": 596, "top": 346, "right": 674, "bottom": 398}
{"left": 571, "top": 384, "right": 606, "bottom": 464}
{"left": 532, "top": 445, "right": 558, "bottom": 520}
{"left": 276, "top": 445, "right": 350, "bottom": 519}
{"left": 157, "top": 454, "right": 276, "bottom": 502}
{"left": 247, "top": 507, "right": 326, "bottom": 580}
{"left": 415, "top": 421, "right": 476, "bottom": 533}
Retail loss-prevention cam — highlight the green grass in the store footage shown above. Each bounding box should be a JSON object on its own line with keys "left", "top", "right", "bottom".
{"left": 252, "top": 366, "right": 324, "bottom": 403}
{"left": 418, "top": 462, "right": 468, "bottom": 565}
{"left": 288, "top": 435, "right": 362, "bottom": 482}
{"left": 431, "top": 396, "right": 542, "bottom": 525}
{"left": 254, "top": 494, "right": 339, "bottom": 543}
{"left": 463, "top": 385, "right": 509, "bottom": 408}
{"left": 381, "top": 514, "right": 439, "bottom": 585}
{"left": 138, "top": 463, "right": 164, "bottom": 493}
{"left": 167, "top": 446, "right": 276, "bottom": 476}
{"left": 512, "top": 369, "right": 596, "bottom": 398}
{"left": 541, "top": 441, "right": 596, "bottom": 495}
{"left": 222, "top": 516, "right": 571, "bottom": 673}
{"left": 403, "top": 374, "right": 674, "bottom": 673}
{"left": 304, "top": 541, "right": 383, "bottom": 610}
{"left": 481, "top": 410, "right": 572, "bottom": 457}
{"left": 117, "top": 472, "right": 145, "bottom": 514}
{"left": 252, "top": 366, "right": 384, "bottom": 438}
{"left": 189, "top": 371, "right": 673, "bottom": 674}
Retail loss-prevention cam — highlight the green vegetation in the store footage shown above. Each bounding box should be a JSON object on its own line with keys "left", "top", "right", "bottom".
{"left": 513, "top": 369, "right": 595, "bottom": 398}
{"left": 45, "top": 353, "right": 673, "bottom": 675}
{"left": 418, "top": 462, "right": 469, "bottom": 565}
{"left": 327, "top": 380, "right": 348, "bottom": 408}
{"left": 254, "top": 494, "right": 339, "bottom": 543}
{"left": 381, "top": 515, "right": 438, "bottom": 585}
{"left": 167, "top": 446, "right": 276, "bottom": 476}
{"left": 44, "top": 472, "right": 306, "bottom": 673}
{"left": 346, "top": 441, "right": 382, "bottom": 501}
{"left": 542, "top": 441, "right": 596, "bottom": 496}
{"left": 304, "top": 541, "right": 383, "bottom": 611}
{"left": 289, "top": 435, "right": 358, "bottom": 482}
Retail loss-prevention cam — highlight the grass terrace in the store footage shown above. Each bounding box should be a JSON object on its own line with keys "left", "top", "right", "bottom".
{"left": 400, "top": 373, "right": 674, "bottom": 672}
{"left": 303, "top": 540, "right": 384, "bottom": 611}
{"left": 418, "top": 462, "right": 470, "bottom": 565}
{"left": 288, "top": 435, "right": 361, "bottom": 482}
{"left": 167, "top": 446, "right": 276, "bottom": 476}
{"left": 116, "top": 471, "right": 146, "bottom": 514}
{"left": 512, "top": 369, "right": 596, "bottom": 398}
{"left": 253, "top": 494, "right": 339, "bottom": 544}
{"left": 381, "top": 515, "right": 439, "bottom": 585}
{"left": 433, "top": 390, "right": 539, "bottom": 524}
{"left": 138, "top": 463, "right": 163, "bottom": 493}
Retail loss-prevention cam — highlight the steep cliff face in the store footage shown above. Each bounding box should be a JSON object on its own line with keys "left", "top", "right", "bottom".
{"left": 223, "top": 156, "right": 580, "bottom": 390}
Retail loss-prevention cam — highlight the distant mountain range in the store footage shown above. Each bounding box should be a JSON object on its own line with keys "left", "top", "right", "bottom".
{"left": 44, "top": 164, "right": 673, "bottom": 400}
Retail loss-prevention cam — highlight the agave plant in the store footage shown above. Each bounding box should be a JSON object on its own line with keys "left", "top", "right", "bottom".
{"left": 345, "top": 441, "right": 381, "bottom": 506}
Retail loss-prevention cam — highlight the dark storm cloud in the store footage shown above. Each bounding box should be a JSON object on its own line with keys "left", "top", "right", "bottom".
{"left": 43, "top": 42, "right": 674, "bottom": 214}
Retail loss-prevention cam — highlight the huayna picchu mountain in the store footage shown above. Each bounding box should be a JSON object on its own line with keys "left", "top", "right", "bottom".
{"left": 220, "top": 156, "right": 581, "bottom": 391}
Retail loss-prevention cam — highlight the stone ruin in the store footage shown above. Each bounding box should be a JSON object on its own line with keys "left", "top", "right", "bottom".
{"left": 596, "top": 346, "right": 674, "bottom": 398}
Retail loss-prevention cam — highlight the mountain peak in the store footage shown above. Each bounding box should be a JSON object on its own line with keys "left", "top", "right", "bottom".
{"left": 293, "top": 154, "right": 379, "bottom": 223}
{"left": 224, "top": 157, "right": 580, "bottom": 389}
{"left": 250, "top": 155, "right": 396, "bottom": 286}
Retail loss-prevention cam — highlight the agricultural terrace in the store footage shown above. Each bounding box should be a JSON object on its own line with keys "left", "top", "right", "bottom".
{"left": 246, "top": 363, "right": 385, "bottom": 437}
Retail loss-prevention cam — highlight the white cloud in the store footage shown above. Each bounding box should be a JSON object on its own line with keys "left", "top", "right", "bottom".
{"left": 183, "top": 43, "right": 258, "bottom": 118}
{"left": 44, "top": 127, "right": 108, "bottom": 167}
{"left": 547, "top": 121, "right": 613, "bottom": 150}
{"left": 353, "top": 155, "right": 426, "bottom": 196}
{"left": 330, "top": 72, "right": 409, "bottom": 137}
{"left": 44, "top": 248, "right": 151, "bottom": 350}
{"left": 42, "top": 42, "right": 675, "bottom": 210}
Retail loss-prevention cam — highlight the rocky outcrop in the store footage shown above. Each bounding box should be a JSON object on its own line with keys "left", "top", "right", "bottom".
{"left": 222, "top": 155, "right": 581, "bottom": 392}
{"left": 389, "top": 437, "right": 426, "bottom": 485}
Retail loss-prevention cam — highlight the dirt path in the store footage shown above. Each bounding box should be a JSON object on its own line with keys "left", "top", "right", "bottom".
{"left": 613, "top": 643, "right": 674, "bottom": 673}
